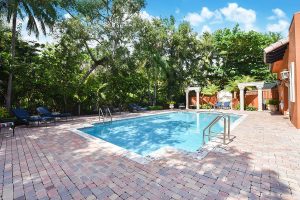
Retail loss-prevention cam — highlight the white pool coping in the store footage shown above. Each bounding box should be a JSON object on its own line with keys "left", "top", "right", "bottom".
{"left": 70, "top": 110, "right": 247, "bottom": 164}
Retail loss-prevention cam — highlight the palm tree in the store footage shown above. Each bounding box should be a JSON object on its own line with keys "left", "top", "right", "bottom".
{"left": 201, "top": 84, "right": 220, "bottom": 105}
{"left": 0, "top": 0, "right": 58, "bottom": 109}
{"left": 225, "top": 75, "right": 256, "bottom": 98}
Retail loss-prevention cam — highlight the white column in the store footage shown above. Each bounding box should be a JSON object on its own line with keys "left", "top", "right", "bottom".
{"left": 196, "top": 90, "right": 200, "bottom": 110}
{"left": 185, "top": 90, "right": 189, "bottom": 109}
{"left": 196, "top": 113, "right": 200, "bottom": 131}
{"left": 239, "top": 87, "right": 245, "bottom": 111}
{"left": 257, "top": 85, "right": 263, "bottom": 112}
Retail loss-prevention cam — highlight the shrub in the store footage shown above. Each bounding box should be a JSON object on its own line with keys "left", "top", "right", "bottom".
{"left": 234, "top": 103, "right": 240, "bottom": 110}
{"left": 234, "top": 104, "right": 257, "bottom": 111}
{"left": 148, "top": 105, "right": 164, "bottom": 110}
{"left": 200, "top": 104, "right": 212, "bottom": 109}
{"left": 266, "top": 99, "right": 280, "bottom": 105}
{"left": 0, "top": 107, "right": 9, "bottom": 118}
{"left": 167, "top": 101, "right": 176, "bottom": 105}
{"left": 245, "top": 106, "right": 257, "bottom": 111}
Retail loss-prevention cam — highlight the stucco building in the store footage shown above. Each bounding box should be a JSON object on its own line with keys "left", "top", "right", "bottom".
{"left": 264, "top": 12, "right": 300, "bottom": 128}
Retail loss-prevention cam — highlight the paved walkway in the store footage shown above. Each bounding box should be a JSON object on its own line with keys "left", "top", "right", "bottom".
{"left": 0, "top": 111, "right": 300, "bottom": 200}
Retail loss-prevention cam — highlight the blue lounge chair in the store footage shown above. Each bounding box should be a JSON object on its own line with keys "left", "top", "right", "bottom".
{"left": 128, "top": 104, "right": 138, "bottom": 112}
{"left": 37, "top": 107, "right": 72, "bottom": 120}
{"left": 109, "top": 106, "right": 122, "bottom": 115}
{"left": 128, "top": 104, "right": 147, "bottom": 112}
{"left": 178, "top": 103, "right": 185, "bottom": 109}
{"left": 214, "top": 102, "right": 223, "bottom": 109}
{"left": 136, "top": 104, "right": 147, "bottom": 111}
{"left": 223, "top": 102, "right": 231, "bottom": 109}
{"left": 12, "top": 108, "right": 54, "bottom": 126}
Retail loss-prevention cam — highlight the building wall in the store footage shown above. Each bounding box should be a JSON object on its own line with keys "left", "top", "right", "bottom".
{"left": 244, "top": 89, "right": 279, "bottom": 108}
{"left": 263, "top": 88, "right": 280, "bottom": 99}
{"left": 278, "top": 84, "right": 289, "bottom": 114}
{"left": 190, "top": 89, "right": 279, "bottom": 110}
{"left": 289, "top": 14, "right": 300, "bottom": 128}
{"left": 245, "top": 91, "right": 258, "bottom": 107}
{"left": 231, "top": 89, "right": 279, "bottom": 110}
{"left": 273, "top": 37, "right": 289, "bottom": 114}
{"left": 273, "top": 13, "right": 300, "bottom": 128}
{"left": 190, "top": 95, "right": 217, "bottom": 106}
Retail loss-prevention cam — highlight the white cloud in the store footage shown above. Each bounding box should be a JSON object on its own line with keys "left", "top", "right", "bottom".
{"left": 64, "top": 13, "right": 71, "bottom": 19}
{"left": 201, "top": 7, "right": 215, "bottom": 19}
{"left": 268, "top": 8, "right": 286, "bottom": 20}
{"left": 175, "top": 8, "right": 180, "bottom": 14}
{"left": 266, "top": 19, "right": 289, "bottom": 35}
{"left": 266, "top": 8, "right": 288, "bottom": 36}
{"left": 184, "top": 3, "right": 256, "bottom": 31}
{"left": 211, "top": 10, "right": 223, "bottom": 24}
{"left": 184, "top": 7, "right": 215, "bottom": 26}
{"left": 220, "top": 3, "right": 256, "bottom": 31}
{"left": 184, "top": 13, "right": 204, "bottom": 26}
{"left": 201, "top": 25, "right": 212, "bottom": 33}
{"left": 274, "top": 8, "right": 286, "bottom": 18}
{"left": 139, "top": 11, "right": 155, "bottom": 21}
{"left": 267, "top": 16, "right": 276, "bottom": 20}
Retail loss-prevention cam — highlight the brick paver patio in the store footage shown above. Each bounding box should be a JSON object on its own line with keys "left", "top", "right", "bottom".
{"left": 1, "top": 111, "right": 300, "bottom": 200}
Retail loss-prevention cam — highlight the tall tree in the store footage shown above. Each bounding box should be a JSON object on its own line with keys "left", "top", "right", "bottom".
{"left": 57, "top": 0, "right": 146, "bottom": 108}
{"left": 0, "top": 0, "right": 58, "bottom": 109}
{"left": 133, "top": 17, "right": 170, "bottom": 105}
{"left": 213, "top": 25, "right": 280, "bottom": 85}
{"left": 60, "top": 0, "right": 145, "bottom": 82}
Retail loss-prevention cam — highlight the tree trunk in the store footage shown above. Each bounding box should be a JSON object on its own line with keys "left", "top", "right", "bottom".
{"left": 153, "top": 82, "right": 157, "bottom": 106}
{"left": 148, "top": 80, "right": 151, "bottom": 104}
{"left": 78, "top": 104, "right": 81, "bottom": 116}
{"left": 6, "top": 10, "right": 18, "bottom": 109}
{"left": 153, "top": 66, "right": 157, "bottom": 106}
{"left": 63, "top": 94, "right": 67, "bottom": 112}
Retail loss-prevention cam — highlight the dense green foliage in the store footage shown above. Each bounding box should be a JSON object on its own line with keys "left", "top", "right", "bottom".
{"left": 0, "top": 0, "right": 281, "bottom": 115}
{"left": 245, "top": 106, "right": 257, "bottom": 111}
{"left": 148, "top": 105, "right": 163, "bottom": 110}
{"left": 0, "top": 107, "right": 9, "bottom": 118}
{"left": 266, "top": 99, "right": 280, "bottom": 105}
{"left": 200, "top": 104, "right": 213, "bottom": 109}
{"left": 202, "top": 84, "right": 220, "bottom": 96}
{"left": 225, "top": 75, "right": 256, "bottom": 92}
{"left": 1, "top": 0, "right": 60, "bottom": 109}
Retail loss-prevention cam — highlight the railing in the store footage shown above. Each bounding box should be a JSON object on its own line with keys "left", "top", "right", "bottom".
{"left": 105, "top": 107, "right": 112, "bottom": 122}
{"left": 202, "top": 113, "right": 231, "bottom": 145}
{"left": 99, "top": 108, "right": 105, "bottom": 122}
{"left": 99, "top": 107, "right": 113, "bottom": 122}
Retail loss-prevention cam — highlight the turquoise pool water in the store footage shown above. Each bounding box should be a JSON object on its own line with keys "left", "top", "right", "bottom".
{"left": 79, "top": 112, "right": 240, "bottom": 156}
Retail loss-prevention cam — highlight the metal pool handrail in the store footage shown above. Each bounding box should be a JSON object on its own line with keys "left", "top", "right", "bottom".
{"left": 99, "top": 108, "right": 105, "bottom": 122}
{"left": 106, "top": 107, "right": 112, "bottom": 122}
{"left": 202, "top": 113, "right": 231, "bottom": 145}
{"left": 99, "top": 107, "right": 113, "bottom": 123}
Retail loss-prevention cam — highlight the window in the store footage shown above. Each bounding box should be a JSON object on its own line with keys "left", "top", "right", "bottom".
{"left": 290, "top": 62, "right": 296, "bottom": 102}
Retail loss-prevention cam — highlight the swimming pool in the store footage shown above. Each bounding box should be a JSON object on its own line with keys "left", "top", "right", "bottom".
{"left": 79, "top": 112, "right": 240, "bottom": 156}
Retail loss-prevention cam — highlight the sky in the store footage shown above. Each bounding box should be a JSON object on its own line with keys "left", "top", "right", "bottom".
{"left": 143, "top": 0, "right": 299, "bottom": 35}
{"left": 20, "top": 0, "right": 300, "bottom": 43}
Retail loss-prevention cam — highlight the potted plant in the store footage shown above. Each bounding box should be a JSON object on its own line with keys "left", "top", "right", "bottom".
{"left": 0, "top": 107, "right": 16, "bottom": 125}
{"left": 266, "top": 99, "right": 280, "bottom": 112}
{"left": 0, "top": 107, "right": 10, "bottom": 122}
{"left": 167, "top": 101, "right": 176, "bottom": 109}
